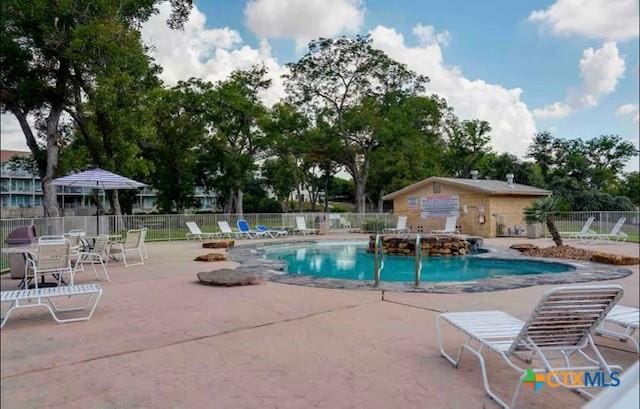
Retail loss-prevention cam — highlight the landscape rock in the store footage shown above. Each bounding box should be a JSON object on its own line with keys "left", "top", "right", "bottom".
{"left": 194, "top": 253, "right": 227, "bottom": 262}
{"left": 368, "top": 235, "right": 471, "bottom": 257}
{"left": 510, "top": 243, "right": 539, "bottom": 252}
{"left": 197, "top": 269, "right": 263, "bottom": 286}
{"left": 202, "top": 240, "right": 235, "bottom": 249}
{"left": 590, "top": 252, "right": 639, "bottom": 266}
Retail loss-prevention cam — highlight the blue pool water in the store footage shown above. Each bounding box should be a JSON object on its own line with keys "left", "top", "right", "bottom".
{"left": 264, "top": 242, "right": 573, "bottom": 283}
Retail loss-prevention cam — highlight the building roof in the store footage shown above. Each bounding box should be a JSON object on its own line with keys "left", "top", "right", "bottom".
{"left": 382, "top": 176, "right": 551, "bottom": 200}
{"left": 1, "top": 150, "right": 31, "bottom": 163}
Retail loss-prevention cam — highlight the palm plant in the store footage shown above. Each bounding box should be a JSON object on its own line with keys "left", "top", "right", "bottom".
{"left": 523, "top": 196, "right": 564, "bottom": 246}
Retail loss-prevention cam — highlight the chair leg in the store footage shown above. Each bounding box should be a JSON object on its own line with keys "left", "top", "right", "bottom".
{"left": 98, "top": 256, "right": 111, "bottom": 282}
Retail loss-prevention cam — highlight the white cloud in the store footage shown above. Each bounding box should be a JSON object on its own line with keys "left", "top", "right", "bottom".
{"left": 533, "top": 42, "right": 626, "bottom": 119}
{"left": 529, "top": 0, "right": 639, "bottom": 41}
{"left": 142, "top": 3, "right": 287, "bottom": 105}
{"left": 616, "top": 103, "right": 640, "bottom": 124}
{"left": 369, "top": 25, "right": 537, "bottom": 156}
{"left": 532, "top": 102, "right": 572, "bottom": 119}
{"left": 244, "top": 0, "right": 365, "bottom": 50}
{"left": 616, "top": 103, "right": 638, "bottom": 116}
{"left": 412, "top": 24, "right": 451, "bottom": 47}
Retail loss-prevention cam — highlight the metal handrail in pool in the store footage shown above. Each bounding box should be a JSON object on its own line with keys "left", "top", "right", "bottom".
{"left": 374, "top": 234, "right": 385, "bottom": 287}
{"left": 415, "top": 234, "right": 422, "bottom": 287}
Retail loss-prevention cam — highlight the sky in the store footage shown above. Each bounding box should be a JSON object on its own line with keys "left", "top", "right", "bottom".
{"left": 1, "top": 0, "right": 638, "bottom": 170}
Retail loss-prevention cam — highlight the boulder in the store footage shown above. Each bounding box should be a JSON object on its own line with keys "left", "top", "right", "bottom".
{"left": 194, "top": 253, "right": 227, "bottom": 262}
{"left": 202, "top": 240, "right": 235, "bottom": 249}
{"left": 197, "top": 269, "right": 263, "bottom": 286}
{"left": 510, "top": 243, "right": 539, "bottom": 252}
{"left": 590, "top": 253, "right": 639, "bottom": 266}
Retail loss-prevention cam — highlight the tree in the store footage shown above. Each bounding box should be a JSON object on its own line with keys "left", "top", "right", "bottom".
{"left": 198, "top": 66, "right": 271, "bottom": 215}
{"left": 523, "top": 196, "right": 567, "bottom": 246}
{"left": 443, "top": 117, "right": 493, "bottom": 177}
{"left": 618, "top": 172, "right": 640, "bottom": 206}
{"left": 285, "top": 35, "right": 427, "bottom": 212}
{"left": 147, "top": 82, "right": 206, "bottom": 212}
{"left": 0, "top": 0, "right": 192, "bottom": 216}
{"left": 262, "top": 157, "right": 298, "bottom": 211}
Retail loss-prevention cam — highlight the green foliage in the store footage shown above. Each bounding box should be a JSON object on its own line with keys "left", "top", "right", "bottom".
{"left": 618, "top": 172, "right": 640, "bottom": 205}
{"left": 523, "top": 196, "right": 567, "bottom": 246}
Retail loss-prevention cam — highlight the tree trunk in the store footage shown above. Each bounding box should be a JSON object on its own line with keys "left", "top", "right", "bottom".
{"left": 108, "top": 190, "right": 124, "bottom": 230}
{"left": 296, "top": 186, "right": 303, "bottom": 211}
{"left": 377, "top": 190, "right": 384, "bottom": 213}
{"left": 42, "top": 108, "right": 63, "bottom": 217}
{"left": 235, "top": 189, "right": 243, "bottom": 215}
{"left": 354, "top": 178, "right": 366, "bottom": 214}
{"left": 546, "top": 219, "right": 563, "bottom": 247}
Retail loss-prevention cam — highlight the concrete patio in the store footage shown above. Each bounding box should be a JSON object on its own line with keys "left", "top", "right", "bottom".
{"left": 1, "top": 234, "right": 638, "bottom": 409}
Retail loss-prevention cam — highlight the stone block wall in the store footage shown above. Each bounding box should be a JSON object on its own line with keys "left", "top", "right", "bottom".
{"left": 368, "top": 235, "right": 472, "bottom": 257}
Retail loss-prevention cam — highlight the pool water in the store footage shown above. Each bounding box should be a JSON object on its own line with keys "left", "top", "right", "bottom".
{"left": 264, "top": 242, "right": 573, "bottom": 283}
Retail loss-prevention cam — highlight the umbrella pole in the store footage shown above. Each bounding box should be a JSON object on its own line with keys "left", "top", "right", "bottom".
{"left": 96, "top": 181, "right": 100, "bottom": 235}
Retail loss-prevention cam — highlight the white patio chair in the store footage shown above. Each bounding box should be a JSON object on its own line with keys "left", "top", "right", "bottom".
{"left": 383, "top": 216, "right": 409, "bottom": 234}
{"left": 437, "top": 285, "right": 624, "bottom": 408}
{"left": 339, "top": 217, "right": 352, "bottom": 230}
{"left": 185, "top": 222, "right": 219, "bottom": 241}
{"left": 76, "top": 235, "right": 111, "bottom": 282}
{"left": 1, "top": 284, "right": 103, "bottom": 328}
{"left": 27, "top": 242, "right": 74, "bottom": 288}
{"left": 596, "top": 305, "right": 639, "bottom": 353}
{"left": 217, "top": 221, "right": 238, "bottom": 238}
{"left": 294, "top": 216, "right": 318, "bottom": 235}
{"left": 560, "top": 216, "right": 595, "bottom": 240}
{"left": 431, "top": 215, "right": 458, "bottom": 234}
{"left": 109, "top": 229, "right": 144, "bottom": 267}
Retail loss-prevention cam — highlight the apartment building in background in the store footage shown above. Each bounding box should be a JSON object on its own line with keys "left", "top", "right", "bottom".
{"left": 1, "top": 150, "right": 219, "bottom": 217}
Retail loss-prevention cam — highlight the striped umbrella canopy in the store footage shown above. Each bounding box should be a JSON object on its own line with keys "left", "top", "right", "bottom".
{"left": 51, "top": 168, "right": 146, "bottom": 234}
{"left": 51, "top": 168, "right": 146, "bottom": 189}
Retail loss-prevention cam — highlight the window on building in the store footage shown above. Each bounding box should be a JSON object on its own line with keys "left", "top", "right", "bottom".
{"left": 433, "top": 183, "right": 441, "bottom": 194}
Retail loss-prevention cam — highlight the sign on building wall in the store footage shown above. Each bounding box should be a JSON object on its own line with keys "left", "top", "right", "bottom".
{"left": 420, "top": 195, "right": 459, "bottom": 218}
{"left": 407, "top": 196, "right": 419, "bottom": 211}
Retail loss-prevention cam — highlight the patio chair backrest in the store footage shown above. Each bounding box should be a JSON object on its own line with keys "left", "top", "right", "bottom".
{"left": 63, "top": 233, "right": 83, "bottom": 247}
{"left": 237, "top": 219, "right": 251, "bottom": 232}
{"left": 218, "top": 221, "right": 232, "bottom": 233}
{"left": 444, "top": 216, "right": 457, "bottom": 232}
{"left": 256, "top": 225, "right": 268, "bottom": 232}
{"left": 68, "top": 229, "right": 85, "bottom": 236}
{"left": 296, "top": 216, "right": 307, "bottom": 230}
{"left": 579, "top": 217, "right": 595, "bottom": 234}
{"left": 39, "top": 235, "right": 66, "bottom": 245}
{"left": 123, "top": 229, "right": 143, "bottom": 249}
{"left": 511, "top": 285, "right": 623, "bottom": 353}
{"left": 186, "top": 222, "right": 202, "bottom": 235}
{"left": 396, "top": 216, "right": 407, "bottom": 230}
{"left": 609, "top": 217, "right": 626, "bottom": 235}
{"left": 92, "top": 235, "right": 110, "bottom": 254}
{"left": 37, "top": 242, "right": 71, "bottom": 271}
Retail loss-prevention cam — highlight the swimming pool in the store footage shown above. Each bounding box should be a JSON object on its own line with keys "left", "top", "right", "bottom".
{"left": 264, "top": 241, "right": 573, "bottom": 283}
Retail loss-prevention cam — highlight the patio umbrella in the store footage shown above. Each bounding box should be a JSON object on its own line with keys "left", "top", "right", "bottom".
{"left": 51, "top": 168, "right": 146, "bottom": 234}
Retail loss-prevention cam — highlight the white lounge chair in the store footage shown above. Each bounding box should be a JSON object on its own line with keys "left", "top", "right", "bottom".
{"left": 431, "top": 215, "right": 458, "bottom": 234}
{"left": 217, "top": 221, "right": 238, "bottom": 238}
{"left": 109, "top": 229, "right": 144, "bottom": 267}
{"left": 185, "top": 222, "right": 220, "bottom": 241}
{"left": 295, "top": 216, "right": 318, "bottom": 235}
{"left": 437, "top": 285, "right": 624, "bottom": 408}
{"left": 256, "top": 225, "right": 288, "bottom": 238}
{"left": 596, "top": 305, "right": 639, "bottom": 353}
{"left": 76, "top": 235, "right": 111, "bottom": 282}
{"left": 383, "top": 216, "right": 409, "bottom": 234}
{"left": 560, "top": 216, "right": 595, "bottom": 239}
{"left": 1, "top": 284, "right": 103, "bottom": 328}
{"left": 578, "top": 217, "right": 628, "bottom": 243}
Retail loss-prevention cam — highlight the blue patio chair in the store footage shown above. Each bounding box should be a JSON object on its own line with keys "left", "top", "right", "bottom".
{"left": 256, "top": 225, "right": 288, "bottom": 238}
{"left": 236, "top": 219, "right": 259, "bottom": 239}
